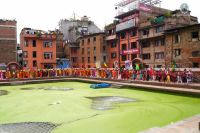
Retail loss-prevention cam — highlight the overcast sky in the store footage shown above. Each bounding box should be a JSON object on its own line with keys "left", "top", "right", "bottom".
{"left": 0, "top": 0, "right": 199, "bottom": 43}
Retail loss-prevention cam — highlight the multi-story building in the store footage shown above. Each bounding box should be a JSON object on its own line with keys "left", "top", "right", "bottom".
{"left": 20, "top": 28, "right": 57, "bottom": 69}
{"left": 55, "top": 30, "right": 64, "bottom": 59}
{"left": 138, "top": 10, "right": 198, "bottom": 68}
{"left": 78, "top": 33, "right": 106, "bottom": 68}
{"left": 59, "top": 16, "right": 102, "bottom": 42}
{"left": 165, "top": 24, "right": 200, "bottom": 68}
{"left": 105, "top": 23, "right": 118, "bottom": 68}
{"left": 114, "top": 0, "right": 169, "bottom": 67}
{"left": 59, "top": 16, "right": 102, "bottom": 67}
{"left": 0, "top": 19, "right": 17, "bottom": 64}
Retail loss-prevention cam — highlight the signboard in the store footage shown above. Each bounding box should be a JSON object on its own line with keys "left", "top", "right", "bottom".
{"left": 116, "top": 19, "right": 136, "bottom": 32}
{"left": 120, "top": 49, "right": 139, "bottom": 55}
{"left": 139, "top": 3, "right": 152, "bottom": 12}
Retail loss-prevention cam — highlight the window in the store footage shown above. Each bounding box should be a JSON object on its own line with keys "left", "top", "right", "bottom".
{"left": 103, "top": 46, "right": 106, "bottom": 52}
{"left": 142, "top": 29, "right": 149, "bottom": 35}
{"left": 71, "top": 57, "right": 77, "bottom": 63}
{"left": 32, "top": 51, "right": 37, "bottom": 58}
{"left": 87, "top": 47, "right": 90, "bottom": 55}
{"left": 94, "top": 56, "right": 96, "bottom": 63}
{"left": 82, "top": 57, "right": 84, "bottom": 63}
{"left": 174, "top": 49, "right": 181, "bottom": 57}
{"left": 93, "top": 37, "right": 96, "bottom": 42}
{"left": 191, "top": 31, "right": 199, "bottom": 41}
{"left": 23, "top": 60, "right": 28, "bottom": 67}
{"left": 33, "top": 60, "right": 37, "bottom": 67}
{"left": 24, "top": 40, "right": 28, "bottom": 47}
{"left": 155, "top": 39, "right": 165, "bottom": 46}
{"left": 111, "top": 52, "right": 117, "bottom": 59}
{"left": 103, "top": 56, "right": 106, "bottom": 62}
{"left": 130, "top": 30, "right": 137, "bottom": 37}
{"left": 193, "top": 63, "right": 199, "bottom": 68}
{"left": 155, "top": 52, "right": 164, "bottom": 59}
{"left": 87, "top": 38, "right": 90, "bottom": 44}
{"left": 82, "top": 40, "right": 84, "bottom": 46}
{"left": 142, "top": 53, "right": 150, "bottom": 60}
{"left": 121, "top": 55, "right": 127, "bottom": 61}
{"left": 131, "top": 54, "right": 137, "bottom": 60}
{"left": 121, "top": 32, "right": 126, "bottom": 39}
{"left": 142, "top": 41, "right": 150, "bottom": 48}
{"left": 44, "top": 52, "right": 53, "bottom": 59}
{"left": 156, "top": 26, "right": 163, "bottom": 33}
{"left": 44, "top": 64, "right": 53, "bottom": 69}
{"left": 157, "top": 65, "right": 162, "bottom": 68}
{"left": 43, "top": 41, "right": 52, "bottom": 47}
{"left": 32, "top": 40, "right": 36, "bottom": 47}
{"left": 122, "top": 44, "right": 127, "bottom": 50}
{"left": 82, "top": 48, "right": 84, "bottom": 54}
{"left": 93, "top": 47, "right": 96, "bottom": 54}
{"left": 192, "top": 51, "right": 199, "bottom": 57}
{"left": 111, "top": 42, "right": 116, "bottom": 48}
{"left": 23, "top": 51, "right": 28, "bottom": 58}
{"left": 88, "top": 57, "right": 90, "bottom": 63}
{"left": 174, "top": 34, "right": 180, "bottom": 43}
{"left": 131, "top": 42, "right": 137, "bottom": 49}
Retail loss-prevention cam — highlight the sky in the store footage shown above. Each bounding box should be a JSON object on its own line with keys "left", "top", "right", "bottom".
{"left": 0, "top": 0, "right": 199, "bottom": 43}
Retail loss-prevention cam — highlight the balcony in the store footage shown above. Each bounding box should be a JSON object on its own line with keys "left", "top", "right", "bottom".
{"left": 106, "top": 35, "right": 116, "bottom": 41}
{"left": 116, "top": 19, "right": 136, "bottom": 32}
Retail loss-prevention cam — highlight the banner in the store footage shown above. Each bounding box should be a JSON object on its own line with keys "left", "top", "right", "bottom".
{"left": 120, "top": 49, "right": 139, "bottom": 55}
{"left": 125, "top": 60, "right": 133, "bottom": 70}
{"left": 114, "top": 61, "right": 119, "bottom": 68}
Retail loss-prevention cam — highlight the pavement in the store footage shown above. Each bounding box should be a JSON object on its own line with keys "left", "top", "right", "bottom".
{"left": 139, "top": 114, "right": 200, "bottom": 133}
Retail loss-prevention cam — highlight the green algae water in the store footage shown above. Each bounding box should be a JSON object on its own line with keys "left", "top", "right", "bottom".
{"left": 0, "top": 82, "right": 200, "bottom": 133}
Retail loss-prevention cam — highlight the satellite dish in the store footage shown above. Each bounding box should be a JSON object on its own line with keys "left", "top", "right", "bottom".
{"left": 180, "top": 3, "right": 189, "bottom": 14}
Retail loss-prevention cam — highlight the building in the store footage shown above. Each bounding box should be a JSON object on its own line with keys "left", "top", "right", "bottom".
{"left": 59, "top": 16, "right": 103, "bottom": 67}
{"left": 114, "top": 0, "right": 170, "bottom": 67}
{"left": 138, "top": 10, "right": 198, "bottom": 68}
{"left": 54, "top": 30, "right": 65, "bottom": 59}
{"left": 0, "top": 19, "right": 17, "bottom": 64}
{"left": 59, "top": 16, "right": 102, "bottom": 42}
{"left": 20, "top": 28, "right": 57, "bottom": 69}
{"left": 105, "top": 22, "right": 118, "bottom": 68}
{"left": 165, "top": 24, "right": 200, "bottom": 68}
{"left": 78, "top": 33, "right": 106, "bottom": 68}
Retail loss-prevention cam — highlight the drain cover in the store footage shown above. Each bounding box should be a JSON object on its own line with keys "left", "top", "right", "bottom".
{"left": 0, "top": 122, "right": 57, "bottom": 133}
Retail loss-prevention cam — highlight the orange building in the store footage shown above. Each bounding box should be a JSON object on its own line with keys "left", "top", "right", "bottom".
{"left": 20, "top": 28, "right": 57, "bottom": 69}
{"left": 114, "top": 0, "right": 170, "bottom": 67}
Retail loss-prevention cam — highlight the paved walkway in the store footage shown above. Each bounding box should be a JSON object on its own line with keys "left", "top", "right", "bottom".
{"left": 139, "top": 114, "right": 200, "bottom": 133}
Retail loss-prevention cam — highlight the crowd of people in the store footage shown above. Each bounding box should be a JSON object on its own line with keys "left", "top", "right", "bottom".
{"left": 0, "top": 68, "right": 194, "bottom": 84}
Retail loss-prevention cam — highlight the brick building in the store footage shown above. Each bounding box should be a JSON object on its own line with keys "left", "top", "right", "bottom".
{"left": 71, "top": 33, "right": 106, "bottom": 68}
{"left": 20, "top": 28, "right": 57, "bottom": 69}
{"left": 55, "top": 30, "right": 64, "bottom": 59}
{"left": 165, "top": 24, "right": 200, "bottom": 68}
{"left": 138, "top": 10, "right": 198, "bottom": 68}
{"left": 0, "top": 19, "right": 17, "bottom": 64}
{"left": 105, "top": 23, "right": 118, "bottom": 68}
